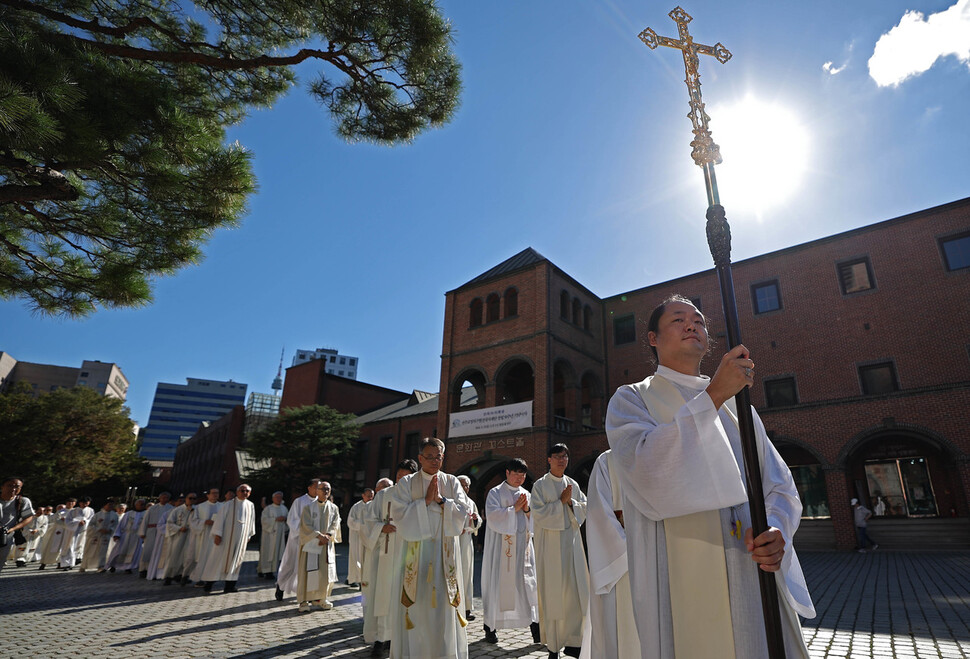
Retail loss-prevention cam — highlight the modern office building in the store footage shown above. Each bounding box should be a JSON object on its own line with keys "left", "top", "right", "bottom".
{"left": 291, "top": 347, "right": 359, "bottom": 379}
{"left": 0, "top": 353, "right": 129, "bottom": 400}
{"left": 140, "top": 377, "right": 247, "bottom": 461}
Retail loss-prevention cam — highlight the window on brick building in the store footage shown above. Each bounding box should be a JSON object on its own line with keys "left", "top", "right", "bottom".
{"left": 764, "top": 377, "right": 798, "bottom": 407}
{"left": 940, "top": 231, "right": 970, "bottom": 271}
{"left": 583, "top": 304, "right": 592, "bottom": 331}
{"left": 859, "top": 362, "right": 899, "bottom": 395}
{"left": 504, "top": 287, "right": 518, "bottom": 318}
{"left": 837, "top": 257, "right": 875, "bottom": 294}
{"left": 486, "top": 293, "right": 500, "bottom": 323}
{"left": 614, "top": 314, "right": 635, "bottom": 345}
{"left": 560, "top": 290, "right": 570, "bottom": 319}
{"left": 405, "top": 432, "right": 421, "bottom": 459}
{"left": 751, "top": 280, "right": 782, "bottom": 314}
{"left": 572, "top": 297, "right": 582, "bottom": 325}
{"left": 469, "top": 298, "right": 483, "bottom": 328}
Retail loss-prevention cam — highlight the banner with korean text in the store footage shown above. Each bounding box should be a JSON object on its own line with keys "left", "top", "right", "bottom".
{"left": 448, "top": 401, "right": 533, "bottom": 438}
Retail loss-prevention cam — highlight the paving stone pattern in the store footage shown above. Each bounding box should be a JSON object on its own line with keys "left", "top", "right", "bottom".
{"left": 2, "top": 547, "right": 969, "bottom": 658}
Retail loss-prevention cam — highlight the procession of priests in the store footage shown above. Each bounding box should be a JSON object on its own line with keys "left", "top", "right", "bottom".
{"left": 4, "top": 295, "right": 817, "bottom": 657}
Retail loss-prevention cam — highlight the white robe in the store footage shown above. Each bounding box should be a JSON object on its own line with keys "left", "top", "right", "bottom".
{"left": 137, "top": 503, "right": 172, "bottom": 571}
{"left": 346, "top": 499, "right": 368, "bottom": 584}
{"left": 112, "top": 509, "right": 145, "bottom": 570}
{"left": 276, "top": 493, "right": 317, "bottom": 594}
{"left": 26, "top": 513, "right": 48, "bottom": 561}
{"left": 605, "top": 365, "right": 815, "bottom": 659}
{"left": 40, "top": 509, "right": 69, "bottom": 565}
{"left": 531, "top": 473, "right": 589, "bottom": 652}
{"left": 188, "top": 500, "right": 221, "bottom": 582}
{"left": 59, "top": 506, "right": 91, "bottom": 567}
{"left": 259, "top": 503, "right": 289, "bottom": 575}
{"left": 481, "top": 481, "right": 538, "bottom": 630}
{"left": 145, "top": 507, "right": 173, "bottom": 579}
{"left": 80, "top": 510, "right": 119, "bottom": 571}
{"left": 201, "top": 497, "right": 255, "bottom": 583}
{"left": 297, "top": 500, "right": 340, "bottom": 603}
{"left": 162, "top": 504, "right": 193, "bottom": 579}
{"left": 389, "top": 470, "right": 471, "bottom": 659}
{"left": 361, "top": 486, "right": 406, "bottom": 645}
{"left": 580, "top": 451, "right": 640, "bottom": 659}
{"left": 459, "top": 499, "right": 481, "bottom": 612}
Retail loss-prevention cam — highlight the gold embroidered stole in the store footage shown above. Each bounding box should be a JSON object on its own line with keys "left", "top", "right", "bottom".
{"left": 400, "top": 474, "right": 466, "bottom": 629}
{"left": 638, "top": 374, "right": 738, "bottom": 659}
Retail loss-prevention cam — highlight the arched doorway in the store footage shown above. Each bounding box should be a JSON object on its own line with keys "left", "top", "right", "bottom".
{"left": 843, "top": 429, "right": 963, "bottom": 518}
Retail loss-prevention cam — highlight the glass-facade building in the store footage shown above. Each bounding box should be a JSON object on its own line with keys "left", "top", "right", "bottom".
{"left": 140, "top": 378, "right": 248, "bottom": 461}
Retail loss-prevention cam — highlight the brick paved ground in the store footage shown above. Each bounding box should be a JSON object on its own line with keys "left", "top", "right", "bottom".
{"left": 3, "top": 547, "right": 970, "bottom": 658}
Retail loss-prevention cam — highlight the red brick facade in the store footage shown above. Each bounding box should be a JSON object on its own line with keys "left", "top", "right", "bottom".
{"left": 282, "top": 197, "right": 970, "bottom": 551}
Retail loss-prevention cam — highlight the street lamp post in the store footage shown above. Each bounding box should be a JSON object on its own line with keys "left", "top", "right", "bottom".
{"left": 638, "top": 7, "right": 786, "bottom": 657}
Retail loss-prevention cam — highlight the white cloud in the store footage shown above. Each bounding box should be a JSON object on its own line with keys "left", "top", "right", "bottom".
{"left": 868, "top": 0, "right": 970, "bottom": 87}
{"left": 823, "top": 61, "right": 847, "bottom": 75}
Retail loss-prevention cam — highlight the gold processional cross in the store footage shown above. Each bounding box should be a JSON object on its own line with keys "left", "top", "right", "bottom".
{"left": 638, "top": 6, "right": 731, "bottom": 169}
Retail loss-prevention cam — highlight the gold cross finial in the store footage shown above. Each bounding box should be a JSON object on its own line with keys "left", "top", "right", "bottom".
{"left": 639, "top": 7, "right": 731, "bottom": 167}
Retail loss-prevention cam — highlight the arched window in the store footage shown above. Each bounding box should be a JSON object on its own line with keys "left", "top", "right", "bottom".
{"left": 560, "top": 290, "right": 570, "bottom": 319}
{"left": 583, "top": 304, "right": 592, "bottom": 331}
{"left": 496, "top": 359, "right": 535, "bottom": 405}
{"left": 504, "top": 287, "right": 518, "bottom": 318}
{"left": 572, "top": 297, "right": 582, "bottom": 325}
{"left": 469, "top": 298, "right": 483, "bottom": 328}
{"left": 486, "top": 293, "right": 500, "bottom": 323}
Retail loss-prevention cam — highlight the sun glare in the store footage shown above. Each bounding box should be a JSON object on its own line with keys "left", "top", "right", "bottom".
{"left": 708, "top": 96, "right": 810, "bottom": 221}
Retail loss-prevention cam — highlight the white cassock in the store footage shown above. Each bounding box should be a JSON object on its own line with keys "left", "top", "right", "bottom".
{"left": 361, "top": 486, "right": 406, "bottom": 645}
{"left": 188, "top": 500, "right": 221, "bottom": 582}
{"left": 606, "top": 365, "right": 815, "bottom": 659}
{"left": 59, "top": 506, "right": 90, "bottom": 567}
{"left": 201, "top": 497, "right": 255, "bottom": 583}
{"left": 81, "top": 510, "right": 119, "bottom": 571}
{"left": 297, "top": 500, "right": 340, "bottom": 603}
{"left": 26, "top": 513, "right": 48, "bottom": 562}
{"left": 259, "top": 503, "right": 288, "bottom": 575}
{"left": 276, "top": 493, "right": 317, "bottom": 594}
{"left": 163, "top": 504, "right": 193, "bottom": 579}
{"left": 40, "top": 509, "right": 69, "bottom": 565}
{"left": 345, "top": 499, "right": 368, "bottom": 584}
{"left": 145, "top": 507, "right": 173, "bottom": 579}
{"left": 71, "top": 506, "right": 94, "bottom": 563}
{"left": 580, "top": 451, "right": 640, "bottom": 659}
{"left": 459, "top": 498, "right": 481, "bottom": 612}
{"left": 389, "top": 470, "right": 471, "bottom": 659}
{"left": 531, "top": 472, "right": 589, "bottom": 652}
{"left": 138, "top": 503, "right": 172, "bottom": 571}
{"left": 481, "top": 481, "right": 538, "bottom": 631}
{"left": 113, "top": 510, "right": 145, "bottom": 571}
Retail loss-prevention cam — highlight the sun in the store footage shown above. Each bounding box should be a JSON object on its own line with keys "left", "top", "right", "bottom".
{"left": 707, "top": 95, "right": 811, "bottom": 221}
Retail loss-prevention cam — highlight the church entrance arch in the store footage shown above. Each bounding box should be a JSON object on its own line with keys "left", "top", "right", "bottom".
{"left": 843, "top": 428, "right": 963, "bottom": 519}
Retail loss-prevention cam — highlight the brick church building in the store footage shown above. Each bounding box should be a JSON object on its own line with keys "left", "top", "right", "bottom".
{"left": 288, "top": 197, "right": 970, "bottom": 551}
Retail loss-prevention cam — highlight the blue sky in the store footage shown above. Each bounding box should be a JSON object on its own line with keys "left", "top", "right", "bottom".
{"left": 2, "top": 0, "right": 969, "bottom": 427}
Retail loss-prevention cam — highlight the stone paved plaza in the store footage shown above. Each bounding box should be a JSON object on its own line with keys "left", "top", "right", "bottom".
{"left": 3, "top": 547, "right": 970, "bottom": 658}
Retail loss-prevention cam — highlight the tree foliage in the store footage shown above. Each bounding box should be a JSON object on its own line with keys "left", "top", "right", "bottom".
{"left": 245, "top": 404, "right": 358, "bottom": 501}
{"left": 0, "top": 383, "right": 148, "bottom": 505}
{"left": 0, "top": 0, "right": 461, "bottom": 315}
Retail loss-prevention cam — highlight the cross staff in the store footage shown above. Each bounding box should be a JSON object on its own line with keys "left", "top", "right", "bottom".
{"left": 638, "top": 7, "right": 786, "bottom": 658}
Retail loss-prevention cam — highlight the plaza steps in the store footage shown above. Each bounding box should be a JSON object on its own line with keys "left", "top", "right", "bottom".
{"left": 793, "top": 517, "right": 970, "bottom": 551}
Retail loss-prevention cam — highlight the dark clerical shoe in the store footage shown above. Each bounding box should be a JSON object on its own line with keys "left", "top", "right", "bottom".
{"left": 38, "top": 564, "right": 45, "bottom": 570}
{"left": 180, "top": 576, "right": 191, "bottom": 586}
{"left": 223, "top": 581, "right": 238, "bottom": 593}
{"left": 16, "top": 560, "right": 26, "bottom": 567}
{"left": 370, "top": 641, "right": 383, "bottom": 657}
{"left": 548, "top": 652, "right": 559, "bottom": 659}
{"left": 484, "top": 627, "right": 498, "bottom": 644}
{"left": 275, "top": 586, "right": 284, "bottom": 601}
{"left": 531, "top": 622, "right": 541, "bottom": 644}
{"left": 163, "top": 577, "right": 173, "bottom": 586}
{"left": 125, "top": 569, "right": 133, "bottom": 574}
{"left": 139, "top": 570, "right": 147, "bottom": 579}
{"left": 563, "top": 647, "right": 581, "bottom": 658}
{"left": 465, "top": 610, "right": 476, "bottom": 621}
{"left": 108, "top": 567, "right": 115, "bottom": 573}
{"left": 203, "top": 581, "right": 213, "bottom": 593}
